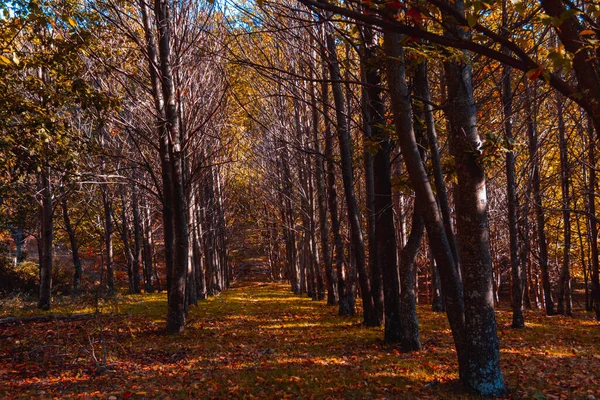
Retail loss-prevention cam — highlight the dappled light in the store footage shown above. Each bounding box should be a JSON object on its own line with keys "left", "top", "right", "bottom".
{"left": 2, "top": 282, "right": 600, "bottom": 398}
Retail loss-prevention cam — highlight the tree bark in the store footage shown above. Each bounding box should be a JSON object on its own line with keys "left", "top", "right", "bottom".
{"left": 556, "top": 96, "right": 572, "bottom": 316}
{"left": 399, "top": 209, "right": 424, "bottom": 352}
{"left": 155, "top": 0, "right": 189, "bottom": 333}
{"left": 500, "top": 37, "right": 524, "bottom": 327}
{"left": 38, "top": 167, "right": 53, "bottom": 310}
{"left": 588, "top": 118, "right": 600, "bottom": 320}
{"left": 525, "top": 80, "right": 555, "bottom": 315}
{"left": 360, "top": 26, "right": 384, "bottom": 325}
{"left": 312, "top": 69, "right": 337, "bottom": 305}
{"left": 61, "top": 191, "right": 82, "bottom": 293}
{"left": 325, "top": 22, "right": 377, "bottom": 326}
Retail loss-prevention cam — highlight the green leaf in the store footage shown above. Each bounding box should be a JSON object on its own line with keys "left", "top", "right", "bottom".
{"left": 467, "top": 13, "right": 477, "bottom": 28}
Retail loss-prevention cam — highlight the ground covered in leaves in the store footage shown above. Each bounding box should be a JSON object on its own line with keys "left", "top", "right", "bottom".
{"left": 1, "top": 281, "right": 600, "bottom": 399}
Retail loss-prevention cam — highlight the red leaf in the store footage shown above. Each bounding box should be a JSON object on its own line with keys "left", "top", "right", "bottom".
{"left": 387, "top": 0, "right": 402, "bottom": 10}
{"left": 123, "top": 391, "right": 133, "bottom": 399}
{"left": 406, "top": 7, "right": 423, "bottom": 23}
{"left": 528, "top": 68, "right": 542, "bottom": 81}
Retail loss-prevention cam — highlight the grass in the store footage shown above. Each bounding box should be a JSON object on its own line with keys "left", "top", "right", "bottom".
{"left": 1, "top": 282, "right": 599, "bottom": 399}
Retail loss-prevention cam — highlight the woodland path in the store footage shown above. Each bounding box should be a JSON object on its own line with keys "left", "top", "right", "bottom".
{"left": 2, "top": 267, "right": 600, "bottom": 398}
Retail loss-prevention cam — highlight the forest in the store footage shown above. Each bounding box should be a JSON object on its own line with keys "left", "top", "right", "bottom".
{"left": 1, "top": 0, "right": 600, "bottom": 397}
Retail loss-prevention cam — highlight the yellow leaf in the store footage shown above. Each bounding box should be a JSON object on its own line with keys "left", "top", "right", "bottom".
{"left": 67, "top": 17, "right": 77, "bottom": 27}
{"left": 0, "top": 55, "right": 12, "bottom": 66}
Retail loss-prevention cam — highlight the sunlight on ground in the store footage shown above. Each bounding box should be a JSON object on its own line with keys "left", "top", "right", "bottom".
{"left": 1, "top": 282, "right": 600, "bottom": 399}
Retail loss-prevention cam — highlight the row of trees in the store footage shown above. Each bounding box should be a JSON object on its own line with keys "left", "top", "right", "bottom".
{"left": 223, "top": 0, "right": 599, "bottom": 396}
{"left": 2, "top": 0, "right": 600, "bottom": 396}
{"left": 0, "top": 0, "right": 233, "bottom": 331}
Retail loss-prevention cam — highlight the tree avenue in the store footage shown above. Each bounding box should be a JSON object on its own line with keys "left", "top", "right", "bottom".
{"left": 1, "top": 0, "right": 599, "bottom": 397}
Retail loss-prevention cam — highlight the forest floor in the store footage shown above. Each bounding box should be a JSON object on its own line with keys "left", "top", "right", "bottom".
{"left": 1, "top": 267, "right": 600, "bottom": 399}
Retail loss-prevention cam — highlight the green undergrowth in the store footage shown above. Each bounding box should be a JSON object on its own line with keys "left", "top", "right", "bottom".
{"left": 1, "top": 282, "right": 599, "bottom": 399}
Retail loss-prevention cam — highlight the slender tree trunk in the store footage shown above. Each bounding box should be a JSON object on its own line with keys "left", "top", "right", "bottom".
{"left": 360, "top": 26, "right": 384, "bottom": 325}
{"left": 526, "top": 80, "right": 555, "bottom": 315}
{"left": 139, "top": 0, "right": 172, "bottom": 295}
{"left": 131, "top": 181, "right": 142, "bottom": 294}
{"left": 141, "top": 196, "right": 155, "bottom": 293}
{"left": 119, "top": 192, "right": 136, "bottom": 294}
{"left": 325, "top": 22, "right": 376, "bottom": 325}
{"left": 101, "top": 186, "right": 114, "bottom": 293}
{"left": 556, "top": 96, "right": 572, "bottom": 316}
{"left": 61, "top": 192, "right": 82, "bottom": 293}
{"left": 312, "top": 70, "right": 337, "bottom": 305}
{"left": 414, "top": 60, "right": 459, "bottom": 268}
{"left": 383, "top": 27, "right": 468, "bottom": 379}
{"left": 399, "top": 209, "right": 424, "bottom": 351}
{"left": 588, "top": 118, "right": 600, "bottom": 319}
{"left": 500, "top": 42, "right": 524, "bottom": 327}
{"left": 38, "top": 167, "right": 53, "bottom": 310}
{"left": 321, "top": 53, "right": 354, "bottom": 315}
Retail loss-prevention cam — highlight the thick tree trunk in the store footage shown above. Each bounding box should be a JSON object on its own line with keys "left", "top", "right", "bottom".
{"left": 325, "top": 23, "right": 377, "bottom": 326}
{"left": 443, "top": 3, "right": 505, "bottom": 390}
{"left": 155, "top": 0, "right": 188, "bottom": 333}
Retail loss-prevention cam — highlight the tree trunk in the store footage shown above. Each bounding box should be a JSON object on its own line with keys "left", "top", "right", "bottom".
{"left": 155, "top": 0, "right": 188, "bottom": 333}
{"left": 399, "top": 209, "right": 424, "bottom": 352}
{"left": 38, "top": 167, "right": 53, "bottom": 310}
{"left": 556, "top": 96, "right": 572, "bottom": 316}
{"left": 500, "top": 38, "right": 524, "bottom": 327}
{"left": 312, "top": 69, "right": 337, "bottom": 305}
{"left": 325, "top": 22, "right": 377, "bottom": 326}
{"left": 101, "top": 186, "right": 114, "bottom": 293}
{"left": 131, "top": 181, "right": 142, "bottom": 294}
{"left": 442, "top": 2, "right": 505, "bottom": 390}
{"left": 414, "top": 60, "right": 459, "bottom": 268}
{"left": 525, "top": 80, "right": 555, "bottom": 315}
{"left": 61, "top": 192, "right": 82, "bottom": 293}
{"left": 383, "top": 27, "right": 467, "bottom": 379}
{"left": 588, "top": 118, "right": 600, "bottom": 319}
{"left": 141, "top": 196, "right": 155, "bottom": 293}
{"left": 360, "top": 26, "right": 384, "bottom": 325}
